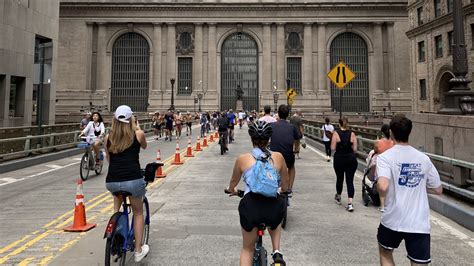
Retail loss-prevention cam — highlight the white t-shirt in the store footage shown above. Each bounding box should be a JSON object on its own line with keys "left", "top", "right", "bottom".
{"left": 238, "top": 112, "right": 246, "bottom": 120}
{"left": 83, "top": 121, "right": 105, "bottom": 138}
{"left": 321, "top": 124, "right": 334, "bottom": 142}
{"left": 376, "top": 145, "right": 441, "bottom": 234}
{"left": 259, "top": 115, "right": 277, "bottom": 123}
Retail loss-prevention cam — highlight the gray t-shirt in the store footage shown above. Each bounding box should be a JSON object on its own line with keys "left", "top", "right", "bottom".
{"left": 377, "top": 145, "right": 441, "bottom": 234}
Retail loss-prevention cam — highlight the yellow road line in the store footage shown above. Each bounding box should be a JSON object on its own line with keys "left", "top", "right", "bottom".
{"left": 0, "top": 230, "right": 52, "bottom": 264}
{"left": 58, "top": 238, "right": 80, "bottom": 252}
{"left": 38, "top": 253, "right": 54, "bottom": 265}
{"left": 18, "top": 257, "right": 35, "bottom": 266}
{"left": 0, "top": 234, "right": 33, "bottom": 254}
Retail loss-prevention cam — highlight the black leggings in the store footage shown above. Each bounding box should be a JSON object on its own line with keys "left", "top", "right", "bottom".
{"left": 333, "top": 155, "right": 358, "bottom": 198}
{"left": 323, "top": 141, "right": 331, "bottom": 157}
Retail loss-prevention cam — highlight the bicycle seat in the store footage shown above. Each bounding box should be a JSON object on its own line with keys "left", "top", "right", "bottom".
{"left": 112, "top": 191, "right": 133, "bottom": 197}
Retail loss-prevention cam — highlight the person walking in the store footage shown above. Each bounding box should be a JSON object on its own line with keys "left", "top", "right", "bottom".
{"left": 331, "top": 117, "right": 358, "bottom": 212}
{"left": 321, "top": 118, "right": 334, "bottom": 162}
{"left": 259, "top": 105, "right": 277, "bottom": 124}
{"left": 164, "top": 110, "right": 174, "bottom": 141}
{"left": 376, "top": 115, "right": 442, "bottom": 265}
{"left": 373, "top": 124, "right": 394, "bottom": 212}
{"left": 289, "top": 109, "right": 304, "bottom": 159}
{"left": 270, "top": 105, "right": 300, "bottom": 194}
{"left": 103, "top": 105, "right": 149, "bottom": 262}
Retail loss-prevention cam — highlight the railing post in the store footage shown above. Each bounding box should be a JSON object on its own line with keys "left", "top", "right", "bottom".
{"left": 452, "top": 165, "right": 469, "bottom": 187}
{"left": 24, "top": 135, "right": 31, "bottom": 151}
{"left": 49, "top": 134, "right": 55, "bottom": 147}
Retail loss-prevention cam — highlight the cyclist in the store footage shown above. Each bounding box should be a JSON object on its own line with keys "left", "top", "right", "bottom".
{"left": 226, "top": 121, "right": 289, "bottom": 266}
{"left": 103, "top": 105, "right": 149, "bottom": 262}
{"left": 175, "top": 111, "right": 183, "bottom": 140}
{"left": 331, "top": 117, "right": 358, "bottom": 212}
{"left": 217, "top": 112, "right": 229, "bottom": 152}
{"left": 227, "top": 109, "right": 236, "bottom": 143}
{"left": 80, "top": 112, "right": 105, "bottom": 165}
{"left": 269, "top": 105, "right": 300, "bottom": 194}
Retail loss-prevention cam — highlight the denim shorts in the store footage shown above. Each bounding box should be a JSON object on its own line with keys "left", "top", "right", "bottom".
{"left": 106, "top": 178, "right": 146, "bottom": 198}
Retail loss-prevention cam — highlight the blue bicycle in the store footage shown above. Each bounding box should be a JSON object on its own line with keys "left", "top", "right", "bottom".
{"left": 78, "top": 137, "right": 104, "bottom": 181}
{"left": 104, "top": 183, "right": 151, "bottom": 265}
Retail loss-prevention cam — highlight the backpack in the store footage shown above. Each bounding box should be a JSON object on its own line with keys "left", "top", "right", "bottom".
{"left": 323, "top": 125, "right": 333, "bottom": 140}
{"left": 244, "top": 148, "right": 280, "bottom": 198}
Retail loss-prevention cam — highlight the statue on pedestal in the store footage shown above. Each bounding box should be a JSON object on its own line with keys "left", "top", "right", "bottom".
{"left": 235, "top": 85, "right": 244, "bottom": 111}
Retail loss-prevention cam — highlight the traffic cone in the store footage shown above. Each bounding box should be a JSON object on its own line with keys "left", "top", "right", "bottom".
{"left": 185, "top": 137, "right": 194, "bottom": 157}
{"left": 195, "top": 136, "right": 203, "bottom": 151}
{"left": 209, "top": 132, "right": 215, "bottom": 142}
{"left": 64, "top": 180, "right": 96, "bottom": 232}
{"left": 155, "top": 149, "right": 166, "bottom": 178}
{"left": 203, "top": 134, "right": 208, "bottom": 147}
{"left": 172, "top": 141, "right": 184, "bottom": 165}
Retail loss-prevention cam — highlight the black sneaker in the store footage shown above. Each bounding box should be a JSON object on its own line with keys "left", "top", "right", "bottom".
{"left": 272, "top": 251, "right": 286, "bottom": 266}
{"left": 335, "top": 194, "right": 341, "bottom": 205}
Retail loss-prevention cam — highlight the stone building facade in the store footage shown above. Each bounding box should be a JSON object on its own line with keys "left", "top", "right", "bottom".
{"left": 0, "top": 0, "right": 59, "bottom": 127}
{"left": 406, "top": 0, "right": 474, "bottom": 113}
{"left": 57, "top": 0, "right": 411, "bottom": 117}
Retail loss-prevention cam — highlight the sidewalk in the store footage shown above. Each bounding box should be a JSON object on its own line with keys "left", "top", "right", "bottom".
{"left": 51, "top": 127, "right": 474, "bottom": 265}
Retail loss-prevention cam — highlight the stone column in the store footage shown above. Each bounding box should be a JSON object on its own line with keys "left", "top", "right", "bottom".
{"left": 194, "top": 23, "right": 203, "bottom": 94}
{"left": 373, "top": 22, "right": 384, "bottom": 93}
{"left": 317, "top": 23, "right": 327, "bottom": 92}
{"left": 207, "top": 23, "right": 217, "bottom": 94}
{"left": 153, "top": 23, "right": 162, "bottom": 93}
{"left": 167, "top": 23, "right": 176, "bottom": 90}
{"left": 96, "top": 23, "right": 107, "bottom": 91}
{"left": 263, "top": 23, "right": 272, "bottom": 93}
{"left": 0, "top": 75, "right": 11, "bottom": 126}
{"left": 276, "top": 23, "right": 285, "bottom": 93}
{"left": 387, "top": 22, "right": 395, "bottom": 93}
{"left": 303, "top": 23, "right": 313, "bottom": 93}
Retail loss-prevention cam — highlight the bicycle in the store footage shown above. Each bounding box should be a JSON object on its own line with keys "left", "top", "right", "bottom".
{"left": 77, "top": 137, "right": 104, "bottom": 181}
{"left": 219, "top": 131, "right": 228, "bottom": 155}
{"left": 225, "top": 189, "right": 285, "bottom": 266}
{"left": 104, "top": 176, "right": 152, "bottom": 265}
{"left": 281, "top": 193, "right": 291, "bottom": 229}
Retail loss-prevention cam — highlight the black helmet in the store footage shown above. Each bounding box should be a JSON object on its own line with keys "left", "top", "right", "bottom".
{"left": 248, "top": 120, "right": 273, "bottom": 139}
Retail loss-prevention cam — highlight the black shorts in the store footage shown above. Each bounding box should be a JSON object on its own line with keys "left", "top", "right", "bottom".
{"left": 186, "top": 122, "right": 192, "bottom": 127}
{"left": 229, "top": 124, "right": 235, "bottom": 130}
{"left": 238, "top": 192, "right": 285, "bottom": 232}
{"left": 282, "top": 154, "right": 295, "bottom": 169}
{"left": 377, "top": 223, "right": 431, "bottom": 264}
{"left": 166, "top": 124, "right": 173, "bottom": 131}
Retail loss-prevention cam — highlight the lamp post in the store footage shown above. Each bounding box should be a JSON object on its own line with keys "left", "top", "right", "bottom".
{"left": 273, "top": 92, "right": 279, "bottom": 114}
{"left": 197, "top": 93, "right": 203, "bottom": 112}
{"left": 194, "top": 95, "right": 198, "bottom": 112}
{"left": 170, "top": 78, "right": 175, "bottom": 111}
{"left": 439, "top": 0, "right": 474, "bottom": 114}
{"left": 185, "top": 86, "right": 188, "bottom": 110}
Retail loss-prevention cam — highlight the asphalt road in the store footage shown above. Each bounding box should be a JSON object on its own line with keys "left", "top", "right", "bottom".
{"left": 1, "top": 125, "right": 473, "bottom": 265}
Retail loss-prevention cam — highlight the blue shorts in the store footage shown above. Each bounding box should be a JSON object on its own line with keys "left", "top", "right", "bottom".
{"left": 377, "top": 223, "right": 431, "bottom": 264}
{"left": 106, "top": 178, "right": 146, "bottom": 198}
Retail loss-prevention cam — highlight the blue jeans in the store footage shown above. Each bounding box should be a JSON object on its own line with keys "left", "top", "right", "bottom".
{"left": 106, "top": 178, "right": 146, "bottom": 198}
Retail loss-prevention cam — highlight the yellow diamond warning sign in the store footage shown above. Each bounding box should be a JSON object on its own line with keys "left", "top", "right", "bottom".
{"left": 327, "top": 62, "right": 355, "bottom": 89}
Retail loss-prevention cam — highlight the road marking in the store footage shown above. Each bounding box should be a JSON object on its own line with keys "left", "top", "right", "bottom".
{"left": 45, "top": 164, "right": 63, "bottom": 169}
{"left": 38, "top": 253, "right": 54, "bottom": 265}
{"left": 0, "top": 235, "right": 33, "bottom": 254}
{"left": 27, "top": 162, "right": 80, "bottom": 178}
{"left": 0, "top": 230, "right": 52, "bottom": 264}
{"left": 307, "top": 144, "right": 329, "bottom": 159}
{"left": 18, "top": 257, "right": 35, "bottom": 266}
{"left": 0, "top": 177, "right": 25, "bottom": 187}
{"left": 431, "top": 216, "right": 474, "bottom": 248}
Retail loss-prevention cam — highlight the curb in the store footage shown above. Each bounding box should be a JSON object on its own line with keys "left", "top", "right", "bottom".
{"left": 304, "top": 137, "right": 474, "bottom": 232}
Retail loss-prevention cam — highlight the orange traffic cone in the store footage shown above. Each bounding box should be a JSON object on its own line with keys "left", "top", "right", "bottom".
{"left": 155, "top": 149, "right": 166, "bottom": 178}
{"left": 203, "top": 134, "right": 208, "bottom": 147}
{"left": 185, "top": 137, "right": 194, "bottom": 157}
{"left": 209, "top": 133, "right": 215, "bottom": 142}
{"left": 195, "top": 136, "right": 203, "bottom": 151}
{"left": 172, "top": 141, "right": 184, "bottom": 165}
{"left": 64, "top": 180, "right": 96, "bottom": 232}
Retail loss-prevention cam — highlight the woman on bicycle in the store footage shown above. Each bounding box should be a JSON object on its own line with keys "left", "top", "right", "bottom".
{"left": 103, "top": 105, "right": 149, "bottom": 262}
{"left": 226, "top": 121, "right": 289, "bottom": 266}
{"left": 80, "top": 112, "right": 105, "bottom": 165}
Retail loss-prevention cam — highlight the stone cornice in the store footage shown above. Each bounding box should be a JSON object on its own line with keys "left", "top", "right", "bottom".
{"left": 406, "top": 4, "right": 474, "bottom": 39}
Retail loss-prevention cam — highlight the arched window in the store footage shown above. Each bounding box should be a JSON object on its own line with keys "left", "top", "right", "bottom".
{"left": 111, "top": 32, "right": 150, "bottom": 112}
{"left": 330, "top": 32, "right": 369, "bottom": 112}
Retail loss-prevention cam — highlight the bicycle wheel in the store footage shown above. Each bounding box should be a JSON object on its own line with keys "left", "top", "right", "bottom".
{"left": 142, "top": 197, "right": 150, "bottom": 245}
{"left": 105, "top": 234, "right": 125, "bottom": 266}
{"left": 259, "top": 247, "right": 267, "bottom": 266}
{"left": 80, "top": 153, "right": 90, "bottom": 181}
{"left": 95, "top": 162, "right": 103, "bottom": 175}
{"left": 281, "top": 196, "right": 288, "bottom": 229}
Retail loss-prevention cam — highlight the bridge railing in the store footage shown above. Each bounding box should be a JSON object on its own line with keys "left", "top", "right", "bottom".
{"left": 303, "top": 124, "right": 474, "bottom": 200}
{"left": 0, "top": 122, "right": 155, "bottom": 161}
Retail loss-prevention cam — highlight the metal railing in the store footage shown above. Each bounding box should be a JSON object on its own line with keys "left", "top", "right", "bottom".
{"left": 0, "top": 122, "right": 155, "bottom": 161}
{"left": 303, "top": 124, "right": 474, "bottom": 200}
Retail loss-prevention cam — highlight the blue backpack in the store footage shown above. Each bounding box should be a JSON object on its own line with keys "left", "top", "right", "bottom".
{"left": 244, "top": 148, "right": 280, "bottom": 197}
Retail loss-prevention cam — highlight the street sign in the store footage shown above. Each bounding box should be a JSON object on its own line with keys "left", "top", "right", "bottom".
{"left": 286, "top": 88, "right": 297, "bottom": 99}
{"left": 327, "top": 62, "right": 355, "bottom": 89}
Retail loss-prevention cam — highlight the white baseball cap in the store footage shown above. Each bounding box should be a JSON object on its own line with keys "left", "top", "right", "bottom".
{"left": 114, "top": 105, "right": 133, "bottom": 123}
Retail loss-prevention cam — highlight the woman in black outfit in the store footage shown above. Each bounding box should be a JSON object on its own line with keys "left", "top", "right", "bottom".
{"left": 331, "top": 117, "right": 358, "bottom": 212}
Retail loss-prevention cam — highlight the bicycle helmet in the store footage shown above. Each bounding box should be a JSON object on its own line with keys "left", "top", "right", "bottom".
{"left": 248, "top": 120, "right": 273, "bottom": 139}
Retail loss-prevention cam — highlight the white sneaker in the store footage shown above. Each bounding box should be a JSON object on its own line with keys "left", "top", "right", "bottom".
{"left": 378, "top": 207, "right": 385, "bottom": 213}
{"left": 134, "top": 244, "right": 150, "bottom": 262}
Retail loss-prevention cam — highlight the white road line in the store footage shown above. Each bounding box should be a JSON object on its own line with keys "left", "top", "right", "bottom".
{"left": 431, "top": 216, "right": 474, "bottom": 248}
{"left": 0, "top": 177, "right": 25, "bottom": 187}
{"left": 45, "top": 164, "right": 63, "bottom": 169}
{"left": 307, "top": 144, "right": 328, "bottom": 159}
{"left": 26, "top": 162, "right": 80, "bottom": 178}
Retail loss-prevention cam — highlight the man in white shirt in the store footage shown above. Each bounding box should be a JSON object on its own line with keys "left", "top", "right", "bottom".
{"left": 376, "top": 115, "right": 442, "bottom": 265}
{"left": 321, "top": 117, "right": 334, "bottom": 162}
{"left": 259, "top": 105, "right": 277, "bottom": 124}
{"left": 238, "top": 110, "right": 246, "bottom": 128}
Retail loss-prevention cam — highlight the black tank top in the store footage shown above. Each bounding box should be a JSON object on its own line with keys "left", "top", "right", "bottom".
{"left": 106, "top": 135, "right": 141, "bottom": 182}
{"left": 334, "top": 129, "right": 354, "bottom": 156}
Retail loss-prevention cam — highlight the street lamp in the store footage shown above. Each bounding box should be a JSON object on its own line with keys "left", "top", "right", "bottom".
{"left": 273, "top": 92, "right": 280, "bottom": 114}
{"left": 197, "top": 93, "right": 203, "bottom": 112}
{"left": 185, "top": 86, "right": 188, "bottom": 110}
{"left": 170, "top": 78, "right": 175, "bottom": 111}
